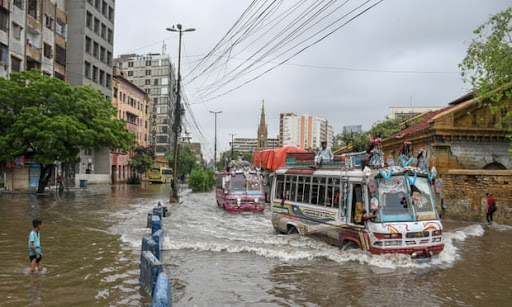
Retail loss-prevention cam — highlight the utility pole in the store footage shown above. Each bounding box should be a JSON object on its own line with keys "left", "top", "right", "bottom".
{"left": 229, "top": 133, "right": 236, "bottom": 161}
{"left": 166, "top": 24, "right": 195, "bottom": 203}
{"left": 210, "top": 110, "right": 222, "bottom": 170}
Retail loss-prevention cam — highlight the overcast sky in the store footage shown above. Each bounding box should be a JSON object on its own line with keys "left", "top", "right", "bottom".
{"left": 114, "top": 0, "right": 512, "bottom": 161}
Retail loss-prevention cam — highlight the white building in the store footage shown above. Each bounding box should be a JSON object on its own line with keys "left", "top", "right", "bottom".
{"left": 279, "top": 113, "right": 334, "bottom": 149}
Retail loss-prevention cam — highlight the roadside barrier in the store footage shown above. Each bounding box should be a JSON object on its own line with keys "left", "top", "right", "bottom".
{"left": 139, "top": 203, "right": 171, "bottom": 306}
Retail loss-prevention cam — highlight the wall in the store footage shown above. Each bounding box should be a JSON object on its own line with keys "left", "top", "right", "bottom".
{"left": 441, "top": 170, "right": 512, "bottom": 224}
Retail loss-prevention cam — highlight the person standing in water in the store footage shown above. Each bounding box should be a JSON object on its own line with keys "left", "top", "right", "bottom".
{"left": 28, "top": 219, "right": 43, "bottom": 273}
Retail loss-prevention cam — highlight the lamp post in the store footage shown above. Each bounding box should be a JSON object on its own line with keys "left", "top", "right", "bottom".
{"left": 229, "top": 133, "right": 236, "bottom": 161}
{"left": 210, "top": 110, "right": 222, "bottom": 170}
{"left": 166, "top": 24, "right": 195, "bottom": 203}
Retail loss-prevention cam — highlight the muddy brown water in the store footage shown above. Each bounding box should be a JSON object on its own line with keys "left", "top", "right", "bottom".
{"left": 0, "top": 184, "right": 511, "bottom": 306}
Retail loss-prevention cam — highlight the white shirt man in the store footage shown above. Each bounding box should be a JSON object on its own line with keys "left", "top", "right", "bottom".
{"left": 315, "top": 142, "right": 333, "bottom": 166}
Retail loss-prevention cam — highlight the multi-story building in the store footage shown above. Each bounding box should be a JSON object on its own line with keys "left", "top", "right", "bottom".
{"left": 0, "top": 0, "right": 67, "bottom": 79}
{"left": 66, "top": 0, "right": 115, "bottom": 184}
{"left": 342, "top": 124, "right": 362, "bottom": 134}
{"left": 114, "top": 52, "right": 177, "bottom": 166}
{"left": 111, "top": 67, "right": 150, "bottom": 183}
{"left": 279, "top": 113, "right": 334, "bottom": 149}
{"left": 388, "top": 106, "right": 443, "bottom": 120}
{"left": 232, "top": 137, "right": 279, "bottom": 154}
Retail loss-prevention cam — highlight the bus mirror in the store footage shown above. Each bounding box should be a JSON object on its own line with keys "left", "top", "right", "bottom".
{"left": 370, "top": 197, "right": 379, "bottom": 212}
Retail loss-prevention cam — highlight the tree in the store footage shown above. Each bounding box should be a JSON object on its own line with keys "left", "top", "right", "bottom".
{"left": 188, "top": 168, "right": 215, "bottom": 192}
{"left": 128, "top": 146, "right": 154, "bottom": 183}
{"left": 459, "top": 7, "right": 512, "bottom": 152}
{"left": 369, "top": 118, "right": 401, "bottom": 139}
{"left": 0, "top": 71, "right": 135, "bottom": 192}
{"left": 166, "top": 145, "right": 197, "bottom": 181}
{"left": 339, "top": 132, "right": 370, "bottom": 152}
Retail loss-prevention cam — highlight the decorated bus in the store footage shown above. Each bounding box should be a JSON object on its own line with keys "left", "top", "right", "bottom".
{"left": 271, "top": 141, "right": 444, "bottom": 260}
{"left": 215, "top": 160, "right": 266, "bottom": 212}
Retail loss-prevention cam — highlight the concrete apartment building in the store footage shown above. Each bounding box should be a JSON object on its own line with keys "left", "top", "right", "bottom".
{"left": 279, "top": 113, "right": 334, "bottom": 150}
{"left": 66, "top": 0, "right": 115, "bottom": 185}
{"left": 1, "top": 0, "right": 67, "bottom": 79}
{"left": 232, "top": 138, "right": 279, "bottom": 154}
{"left": 114, "top": 52, "right": 177, "bottom": 166}
{"left": 111, "top": 68, "right": 150, "bottom": 183}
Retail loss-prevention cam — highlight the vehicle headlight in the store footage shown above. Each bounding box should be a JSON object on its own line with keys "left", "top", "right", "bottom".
{"left": 254, "top": 198, "right": 259, "bottom": 203}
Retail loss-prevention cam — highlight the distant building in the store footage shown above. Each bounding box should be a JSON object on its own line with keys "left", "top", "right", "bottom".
{"left": 232, "top": 138, "right": 279, "bottom": 153}
{"left": 342, "top": 125, "right": 362, "bottom": 134}
{"left": 279, "top": 113, "right": 334, "bottom": 149}
{"left": 388, "top": 106, "right": 443, "bottom": 120}
{"left": 67, "top": 0, "right": 116, "bottom": 185}
{"left": 114, "top": 52, "right": 177, "bottom": 164}
{"left": 111, "top": 68, "right": 150, "bottom": 183}
{"left": 256, "top": 101, "right": 268, "bottom": 151}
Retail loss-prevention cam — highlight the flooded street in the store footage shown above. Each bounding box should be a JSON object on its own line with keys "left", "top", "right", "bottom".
{"left": 1, "top": 184, "right": 511, "bottom": 306}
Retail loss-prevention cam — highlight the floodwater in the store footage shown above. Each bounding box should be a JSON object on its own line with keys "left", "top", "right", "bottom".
{"left": 0, "top": 184, "right": 511, "bottom": 306}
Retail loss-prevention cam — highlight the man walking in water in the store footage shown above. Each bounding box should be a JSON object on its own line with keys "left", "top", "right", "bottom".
{"left": 28, "top": 219, "right": 43, "bottom": 273}
{"left": 486, "top": 193, "right": 497, "bottom": 225}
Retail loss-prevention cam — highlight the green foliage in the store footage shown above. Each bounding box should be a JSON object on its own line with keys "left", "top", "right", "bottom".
{"left": 188, "top": 168, "right": 215, "bottom": 192}
{"left": 369, "top": 118, "right": 401, "bottom": 139}
{"left": 339, "top": 132, "right": 370, "bottom": 152}
{"left": 0, "top": 71, "right": 135, "bottom": 191}
{"left": 166, "top": 145, "right": 197, "bottom": 180}
{"left": 128, "top": 146, "right": 154, "bottom": 178}
{"left": 459, "top": 7, "right": 512, "bottom": 148}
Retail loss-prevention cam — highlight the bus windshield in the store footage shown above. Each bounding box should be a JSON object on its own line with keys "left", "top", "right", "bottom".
{"left": 376, "top": 177, "right": 414, "bottom": 222}
{"left": 230, "top": 174, "right": 263, "bottom": 194}
{"left": 230, "top": 175, "right": 247, "bottom": 194}
{"left": 409, "top": 177, "right": 437, "bottom": 219}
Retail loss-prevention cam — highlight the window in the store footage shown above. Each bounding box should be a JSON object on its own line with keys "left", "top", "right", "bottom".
{"left": 100, "top": 46, "right": 105, "bottom": 62}
{"left": 99, "top": 70, "right": 104, "bottom": 85}
{"left": 161, "top": 88, "right": 168, "bottom": 95}
{"left": 107, "top": 29, "right": 113, "bottom": 44}
{"left": 12, "top": 23, "right": 22, "bottom": 40}
{"left": 86, "top": 11, "right": 92, "bottom": 28}
{"left": 106, "top": 51, "right": 112, "bottom": 66}
{"left": 0, "top": 8, "right": 8, "bottom": 32}
{"left": 45, "top": 14, "right": 53, "bottom": 30}
{"left": 162, "top": 78, "right": 168, "bottom": 85}
{"left": 128, "top": 71, "right": 133, "bottom": 76}
{"left": 11, "top": 56, "right": 21, "bottom": 72}
{"left": 93, "top": 42, "right": 99, "bottom": 58}
{"left": 14, "top": 0, "right": 23, "bottom": 9}
{"left": 128, "top": 62, "right": 133, "bottom": 67}
{"left": 85, "top": 36, "right": 91, "bottom": 53}
{"left": 101, "top": 23, "right": 106, "bottom": 39}
{"left": 55, "top": 45, "right": 66, "bottom": 65}
{"left": 106, "top": 73, "right": 111, "bottom": 88}
{"left": 154, "top": 79, "right": 159, "bottom": 85}
{"left": 92, "top": 65, "right": 98, "bottom": 81}
{"left": 54, "top": 71, "right": 65, "bottom": 81}
{"left": 43, "top": 43, "right": 52, "bottom": 58}
{"left": 145, "top": 69, "right": 151, "bottom": 76}
{"left": 102, "top": 1, "right": 107, "bottom": 15}
{"left": 145, "top": 79, "right": 151, "bottom": 85}
{"left": 113, "top": 87, "right": 118, "bottom": 97}
{"left": 108, "top": 6, "right": 114, "bottom": 21}
{"left": 84, "top": 61, "right": 91, "bottom": 78}
{"left": 94, "top": 18, "right": 100, "bottom": 34}
{"left": 95, "top": 0, "right": 100, "bottom": 10}
{"left": 146, "top": 60, "right": 152, "bottom": 66}
{"left": 0, "top": 43, "right": 7, "bottom": 65}
{"left": 56, "top": 19, "right": 66, "bottom": 37}
{"left": 28, "top": 0, "right": 38, "bottom": 19}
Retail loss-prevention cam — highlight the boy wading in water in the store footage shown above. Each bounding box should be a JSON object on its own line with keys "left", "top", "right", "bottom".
{"left": 28, "top": 219, "right": 43, "bottom": 273}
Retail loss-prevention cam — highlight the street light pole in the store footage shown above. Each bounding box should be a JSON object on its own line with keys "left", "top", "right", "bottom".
{"left": 210, "top": 111, "right": 222, "bottom": 170}
{"left": 166, "top": 24, "right": 195, "bottom": 203}
{"left": 229, "top": 133, "right": 236, "bottom": 161}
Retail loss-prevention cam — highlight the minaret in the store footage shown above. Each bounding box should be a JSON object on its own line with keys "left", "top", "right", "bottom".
{"left": 256, "top": 100, "right": 268, "bottom": 151}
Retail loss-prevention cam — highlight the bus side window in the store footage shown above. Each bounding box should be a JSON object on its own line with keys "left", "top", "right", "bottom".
{"left": 275, "top": 175, "right": 285, "bottom": 199}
